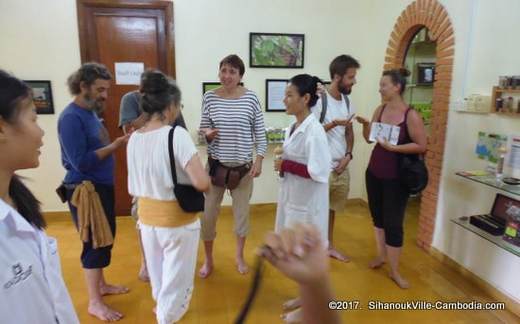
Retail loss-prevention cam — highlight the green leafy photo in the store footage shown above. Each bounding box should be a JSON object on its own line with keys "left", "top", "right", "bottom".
{"left": 250, "top": 33, "right": 304, "bottom": 68}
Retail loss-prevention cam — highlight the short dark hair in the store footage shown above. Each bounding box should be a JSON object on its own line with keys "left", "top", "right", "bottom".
{"left": 289, "top": 74, "right": 323, "bottom": 108}
{"left": 0, "top": 70, "right": 46, "bottom": 229}
{"left": 329, "top": 55, "right": 360, "bottom": 79}
{"left": 219, "top": 54, "right": 245, "bottom": 76}
{"left": 382, "top": 68, "right": 410, "bottom": 95}
{"left": 67, "top": 62, "right": 112, "bottom": 95}
{"left": 139, "top": 70, "right": 181, "bottom": 116}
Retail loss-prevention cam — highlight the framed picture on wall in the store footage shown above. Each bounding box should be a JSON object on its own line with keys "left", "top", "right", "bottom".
{"left": 250, "top": 33, "right": 304, "bottom": 68}
{"left": 416, "top": 63, "right": 435, "bottom": 85}
{"left": 202, "top": 81, "right": 244, "bottom": 95}
{"left": 25, "top": 80, "right": 54, "bottom": 114}
{"left": 266, "top": 79, "right": 289, "bottom": 112}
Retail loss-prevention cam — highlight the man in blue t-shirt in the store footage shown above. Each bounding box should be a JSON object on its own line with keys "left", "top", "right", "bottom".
{"left": 58, "top": 62, "right": 129, "bottom": 322}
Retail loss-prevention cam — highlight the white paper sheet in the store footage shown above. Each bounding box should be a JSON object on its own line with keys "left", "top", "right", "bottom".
{"left": 267, "top": 80, "right": 289, "bottom": 111}
{"left": 369, "top": 122, "right": 400, "bottom": 145}
{"left": 115, "top": 62, "right": 144, "bottom": 85}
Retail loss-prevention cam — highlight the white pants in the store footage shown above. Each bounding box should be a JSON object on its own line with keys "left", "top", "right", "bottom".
{"left": 140, "top": 219, "right": 200, "bottom": 324}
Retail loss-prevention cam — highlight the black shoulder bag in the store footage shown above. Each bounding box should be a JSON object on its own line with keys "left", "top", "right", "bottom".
{"left": 399, "top": 154, "right": 428, "bottom": 194}
{"left": 399, "top": 109, "right": 428, "bottom": 194}
{"left": 168, "top": 126, "right": 205, "bottom": 212}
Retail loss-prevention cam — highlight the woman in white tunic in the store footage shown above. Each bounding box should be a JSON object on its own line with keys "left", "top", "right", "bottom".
{"left": 274, "top": 74, "right": 331, "bottom": 323}
{"left": 0, "top": 70, "right": 79, "bottom": 323}
{"left": 275, "top": 74, "right": 331, "bottom": 242}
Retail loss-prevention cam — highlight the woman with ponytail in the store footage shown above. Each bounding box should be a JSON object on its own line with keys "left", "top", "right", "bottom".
{"left": 273, "top": 74, "right": 332, "bottom": 322}
{"left": 0, "top": 70, "right": 79, "bottom": 323}
{"left": 356, "top": 68, "right": 427, "bottom": 289}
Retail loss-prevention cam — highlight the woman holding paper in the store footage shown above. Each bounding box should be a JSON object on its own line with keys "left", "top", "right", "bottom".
{"left": 356, "top": 68, "right": 427, "bottom": 289}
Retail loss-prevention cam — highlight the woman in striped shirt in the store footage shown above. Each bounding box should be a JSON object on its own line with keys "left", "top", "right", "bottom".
{"left": 198, "top": 54, "right": 267, "bottom": 277}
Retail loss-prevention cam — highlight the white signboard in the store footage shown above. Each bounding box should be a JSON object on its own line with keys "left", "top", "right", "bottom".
{"left": 115, "top": 62, "right": 144, "bottom": 85}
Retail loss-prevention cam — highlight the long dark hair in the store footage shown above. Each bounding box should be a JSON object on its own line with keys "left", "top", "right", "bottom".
{"left": 0, "top": 70, "right": 45, "bottom": 229}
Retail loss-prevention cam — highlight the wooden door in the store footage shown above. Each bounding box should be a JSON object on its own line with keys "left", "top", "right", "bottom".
{"left": 77, "top": 0, "right": 175, "bottom": 216}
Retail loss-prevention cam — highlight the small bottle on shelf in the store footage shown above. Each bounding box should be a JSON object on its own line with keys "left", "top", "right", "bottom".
{"left": 506, "top": 96, "right": 514, "bottom": 112}
{"left": 496, "top": 145, "right": 507, "bottom": 180}
{"left": 495, "top": 97, "right": 503, "bottom": 112}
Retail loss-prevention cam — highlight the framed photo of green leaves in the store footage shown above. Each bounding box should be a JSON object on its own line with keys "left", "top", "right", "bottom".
{"left": 250, "top": 33, "right": 304, "bottom": 68}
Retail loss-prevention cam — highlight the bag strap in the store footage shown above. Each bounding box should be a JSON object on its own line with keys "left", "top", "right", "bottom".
{"left": 319, "top": 93, "right": 328, "bottom": 123}
{"left": 320, "top": 91, "right": 351, "bottom": 123}
{"left": 168, "top": 126, "right": 179, "bottom": 185}
{"left": 343, "top": 94, "right": 350, "bottom": 115}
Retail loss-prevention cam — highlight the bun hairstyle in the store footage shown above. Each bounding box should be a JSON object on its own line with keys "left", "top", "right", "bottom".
{"left": 139, "top": 70, "right": 181, "bottom": 115}
{"left": 289, "top": 74, "right": 323, "bottom": 108}
{"left": 0, "top": 70, "right": 45, "bottom": 229}
{"left": 382, "top": 68, "right": 410, "bottom": 95}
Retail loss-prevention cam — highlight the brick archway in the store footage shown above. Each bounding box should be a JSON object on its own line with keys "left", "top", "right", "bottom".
{"left": 383, "top": 0, "right": 454, "bottom": 250}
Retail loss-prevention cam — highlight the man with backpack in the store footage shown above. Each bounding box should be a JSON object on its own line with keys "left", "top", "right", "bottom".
{"left": 312, "top": 55, "right": 360, "bottom": 262}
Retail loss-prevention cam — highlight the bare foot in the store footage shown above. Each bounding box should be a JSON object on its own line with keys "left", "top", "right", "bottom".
{"left": 282, "top": 298, "right": 301, "bottom": 311}
{"left": 389, "top": 272, "right": 410, "bottom": 289}
{"left": 198, "top": 262, "right": 213, "bottom": 278}
{"left": 236, "top": 258, "right": 249, "bottom": 275}
{"left": 328, "top": 247, "right": 350, "bottom": 262}
{"left": 100, "top": 284, "right": 130, "bottom": 296}
{"left": 88, "top": 300, "right": 124, "bottom": 322}
{"left": 281, "top": 307, "right": 302, "bottom": 323}
{"left": 368, "top": 257, "right": 386, "bottom": 269}
{"left": 138, "top": 266, "right": 149, "bottom": 282}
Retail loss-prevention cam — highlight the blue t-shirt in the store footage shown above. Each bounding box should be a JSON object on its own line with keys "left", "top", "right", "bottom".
{"left": 58, "top": 103, "right": 115, "bottom": 185}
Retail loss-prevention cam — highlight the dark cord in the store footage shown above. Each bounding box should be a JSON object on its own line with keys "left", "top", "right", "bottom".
{"left": 234, "top": 246, "right": 270, "bottom": 324}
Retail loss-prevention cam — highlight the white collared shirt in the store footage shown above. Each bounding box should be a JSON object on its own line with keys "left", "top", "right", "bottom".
{"left": 0, "top": 199, "right": 79, "bottom": 324}
{"left": 275, "top": 114, "right": 331, "bottom": 244}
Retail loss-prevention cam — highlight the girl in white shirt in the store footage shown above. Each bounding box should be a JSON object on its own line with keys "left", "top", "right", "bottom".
{"left": 0, "top": 70, "right": 79, "bottom": 323}
{"left": 274, "top": 74, "right": 332, "bottom": 323}
{"left": 126, "top": 70, "right": 209, "bottom": 324}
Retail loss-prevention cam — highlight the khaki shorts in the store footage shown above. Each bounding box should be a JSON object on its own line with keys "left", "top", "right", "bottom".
{"left": 201, "top": 167, "right": 253, "bottom": 241}
{"left": 329, "top": 168, "right": 350, "bottom": 212}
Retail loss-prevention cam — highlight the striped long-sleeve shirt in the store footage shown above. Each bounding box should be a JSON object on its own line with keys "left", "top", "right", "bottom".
{"left": 199, "top": 90, "right": 267, "bottom": 164}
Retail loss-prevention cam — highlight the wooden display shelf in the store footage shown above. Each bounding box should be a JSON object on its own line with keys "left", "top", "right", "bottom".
{"left": 494, "top": 87, "right": 520, "bottom": 93}
{"left": 491, "top": 86, "right": 520, "bottom": 114}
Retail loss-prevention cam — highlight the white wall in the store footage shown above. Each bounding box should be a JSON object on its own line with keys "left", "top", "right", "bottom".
{"left": 0, "top": 0, "right": 80, "bottom": 211}
{"left": 432, "top": 0, "right": 520, "bottom": 304}
{"left": 365, "top": 0, "right": 520, "bottom": 303}
{"left": 0, "top": 0, "right": 373, "bottom": 210}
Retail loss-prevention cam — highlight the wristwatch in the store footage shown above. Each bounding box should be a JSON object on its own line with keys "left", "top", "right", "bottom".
{"left": 345, "top": 152, "right": 353, "bottom": 159}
